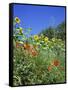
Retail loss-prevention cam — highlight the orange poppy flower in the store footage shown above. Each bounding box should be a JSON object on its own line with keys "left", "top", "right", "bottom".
{"left": 16, "top": 42, "right": 19, "bottom": 48}
{"left": 53, "top": 60, "right": 60, "bottom": 66}
{"left": 31, "top": 50, "right": 38, "bottom": 56}
{"left": 23, "top": 43, "right": 38, "bottom": 56}
{"left": 48, "top": 65, "right": 52, "bottom": 71}
{"left": 23, "top": 43, "right": 30, "bottom": 50}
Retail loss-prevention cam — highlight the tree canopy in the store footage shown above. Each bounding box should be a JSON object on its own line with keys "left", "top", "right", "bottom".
{"left": 39, "top": 21, "right": 66, "bottom": 41}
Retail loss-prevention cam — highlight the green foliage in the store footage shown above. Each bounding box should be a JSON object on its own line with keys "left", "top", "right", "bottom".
{"left": 40, "top": 27, "right": 55, "bottom": 39}
{"left": 56, "top": 22, "right": 66, "bottom": 40}
{"left": 13, "top": 42, "right": 65, "bottom": 86}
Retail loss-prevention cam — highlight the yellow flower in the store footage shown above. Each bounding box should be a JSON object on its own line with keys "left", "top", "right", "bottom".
{"left": 34, "top": 35, "right": 39, "bottom": 41}
{"left": 15, "top": 17, "right": 20, "bottom": 23}
{"left": 44, "top": 37, "right": 49, "bottom": 42}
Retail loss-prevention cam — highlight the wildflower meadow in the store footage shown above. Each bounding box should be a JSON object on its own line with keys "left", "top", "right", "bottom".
{"left": 13, "top": 16, "right": 66, "bottom": 86}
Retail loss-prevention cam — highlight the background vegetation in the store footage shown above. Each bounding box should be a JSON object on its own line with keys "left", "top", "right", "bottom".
{"left": 39, "top": 21, "right": 66, "bottom": 41}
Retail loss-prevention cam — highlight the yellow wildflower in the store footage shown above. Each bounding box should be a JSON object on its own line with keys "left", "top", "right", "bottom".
{"left": 34, "top": 35, "right": 39, "bottom": 41}
{"left": 15, "top": 17, "right": 20, "bottom": 23}
{"left": 44, "top": 37, "right": 49, "bottom": 42}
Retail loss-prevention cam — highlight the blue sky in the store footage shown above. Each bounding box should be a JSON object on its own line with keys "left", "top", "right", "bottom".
{"left": 13, "top": 4, "right": 65, "bottom": 35}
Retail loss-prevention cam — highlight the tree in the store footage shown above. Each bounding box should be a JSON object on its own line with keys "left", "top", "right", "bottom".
{"left": 39, "top": 27, "right": 55, "bottom": 39}
{"left": 56, "top": 21, "right": 66, "bottom": 40}
{"left": 39, "top": 21, "right": 66, "bottom": 41}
